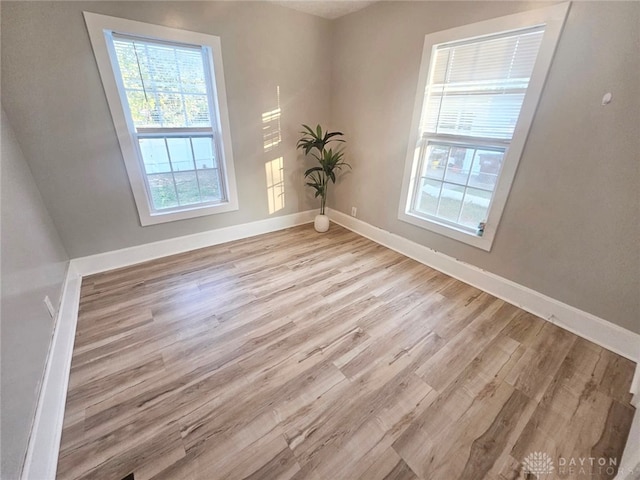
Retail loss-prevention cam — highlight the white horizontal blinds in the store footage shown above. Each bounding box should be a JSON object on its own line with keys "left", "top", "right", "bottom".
{"left": 421, "top": 27, "right": 545, "bottom": 140}
{"left": 112, "top": 34, "right": 211, "bottom": 129}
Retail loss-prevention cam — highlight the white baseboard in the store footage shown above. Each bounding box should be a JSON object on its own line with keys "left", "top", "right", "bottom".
{"left": 72, "top": 210, "right": 316, "bottom": 276}
{"left": 327, "top": 208, "right": 640, "bottom": 363}
{"left": 618, "top": 365, "right": 640, "bottom": 479}
{"left": 21, "top": 264, "right": 82, "bottom": 480}
{"left": 617, "top": 383, "right": 640, "bottom": 479}
{"left": 629, "top": 364, "right": 640, "bottom": 410}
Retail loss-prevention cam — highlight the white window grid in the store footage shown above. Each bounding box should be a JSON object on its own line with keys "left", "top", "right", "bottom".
{"left": 135, "top": 132, "right": 226, "bottom": 213}
{"left": 411, "top": 134, "right": 508, "bottom": 233}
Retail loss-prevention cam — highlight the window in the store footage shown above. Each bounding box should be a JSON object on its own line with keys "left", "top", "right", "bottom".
{"left": 84, "top": 13, "right": 238, "bottom": 225}
{"left": 398, "top": 4, "right": 569, "bottom": 250}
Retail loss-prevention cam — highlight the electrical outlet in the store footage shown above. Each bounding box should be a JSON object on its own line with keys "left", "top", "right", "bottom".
{"left": 44, "top": 296, "right": 55, "bottom": 318}
{"left": 351, "top": 206, "right": 357, "bottom": 217}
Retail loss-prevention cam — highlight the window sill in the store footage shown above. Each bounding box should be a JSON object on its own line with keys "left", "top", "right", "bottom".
{"left": 398, "top": 210, "right": 494, "bottom": 251}
{"left": 140, "top": 199, "right": 239, "bottom": 226}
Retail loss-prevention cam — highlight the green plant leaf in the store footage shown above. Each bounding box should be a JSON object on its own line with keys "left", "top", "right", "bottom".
{"left": 298, "top": 123, "right": 348, "bottom": 205}
{"left": 324, "top": 131, "right": 344, "bottom": 141}
{"left": 304, "top": 166, "right": 323, "bottom": 177}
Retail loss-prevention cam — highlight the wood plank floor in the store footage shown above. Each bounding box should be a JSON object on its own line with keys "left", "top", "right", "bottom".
{"left": 57, "top": 225, "right": 636, "bottom": 480}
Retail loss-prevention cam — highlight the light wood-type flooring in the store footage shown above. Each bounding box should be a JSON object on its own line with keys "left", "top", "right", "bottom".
{"left": 57, "top": 225, "right": 636, "bottom": 480}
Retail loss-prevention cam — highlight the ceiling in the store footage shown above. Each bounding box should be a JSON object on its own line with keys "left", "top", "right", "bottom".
{"left": 269, "top": 1, "right": 377, "bottom": 19}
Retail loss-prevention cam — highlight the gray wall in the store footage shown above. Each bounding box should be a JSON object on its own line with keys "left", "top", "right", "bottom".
{"left": 330, "top": 1, "right": 640, "bottom": 333}
{"left": 1, "top": 1, "right": 331, "bottom": 258}
{"left": 1, "top": 1, "right": 638, "bottom": 336}
{"left": 1, "top": 108, "right": 70, "bottom": 479}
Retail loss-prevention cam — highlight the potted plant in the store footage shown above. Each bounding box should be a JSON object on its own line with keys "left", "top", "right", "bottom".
{"left": 297, "top": 124, "right": 350, "bottom": 232}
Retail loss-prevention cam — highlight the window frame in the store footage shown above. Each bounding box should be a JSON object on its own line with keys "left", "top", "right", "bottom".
{"left": 84, "top": 12, "right": 239, "bottom": 226}
{"left": 398, "top": 3, "right": 570, "bottom": 251}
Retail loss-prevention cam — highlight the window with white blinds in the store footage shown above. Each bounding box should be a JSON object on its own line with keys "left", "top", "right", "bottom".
{"left": 399, "top": 4, "right": 569, "bottom": 250}
{"left": 421, "top": 28, "right": 544, "bottom": 140}
{"left": 112, "top": 35, "right": 212, "bottom": 129}
{"left": 84, "top": 13, "right": 238, "bottom": 226}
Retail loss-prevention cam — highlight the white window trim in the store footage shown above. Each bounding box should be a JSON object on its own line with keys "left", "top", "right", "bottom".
{"left": 398, "top": 3, "right": 570, "bottom": 251}
{"left": 84, "top": 12, "right": 239, "bottom": 226}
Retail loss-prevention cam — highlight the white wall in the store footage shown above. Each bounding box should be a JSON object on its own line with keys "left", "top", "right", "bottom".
{"left": 330, "top": 1, "right": 640, "bottom": 334}
{"left": 1, "top": 1, "right": 332, "bottom": 258}
{"left": 1, "top": 108, "right": 69, "bottom": 479}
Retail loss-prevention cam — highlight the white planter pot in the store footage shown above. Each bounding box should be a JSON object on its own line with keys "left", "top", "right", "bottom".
{"left": 314, "top": 214, "right": 330, "bottom": 233}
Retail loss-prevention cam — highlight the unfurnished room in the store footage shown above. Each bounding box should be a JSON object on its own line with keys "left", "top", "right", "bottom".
{"left": 1, "top": 1, "right": 639, "bottom": 479}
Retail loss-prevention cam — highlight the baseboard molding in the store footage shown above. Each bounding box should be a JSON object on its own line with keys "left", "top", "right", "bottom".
{"left": 72, "top": 210, "right": 316, "bottom": 276}
{"left": 21, "top": 263, "right": 82, "bottom": 480}
{"left": 617, "top": 379, "right": 640, "bottom": 479}
{"left": 327, "top": 208, "right": 640, "bottom": 363}
{"left": 630, "top": 365, "right": 640, "bottom": 408}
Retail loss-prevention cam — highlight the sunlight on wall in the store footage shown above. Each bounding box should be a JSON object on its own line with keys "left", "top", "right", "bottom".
{"left": 262, "top": 86, "right": 281, "bottom": 152}
{"left": 265, "top": 156, "right": 285, "bottom": 214}
{"left": 263, "top": 86, "right": 285, "bottom": 214}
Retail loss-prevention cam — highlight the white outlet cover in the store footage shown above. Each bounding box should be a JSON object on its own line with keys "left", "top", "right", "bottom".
{"left": 44, "top": 296, "right": 55, "bottom": 318}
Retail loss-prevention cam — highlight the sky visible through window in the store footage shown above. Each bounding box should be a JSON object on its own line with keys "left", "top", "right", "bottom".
{"left": 113, "top": 36, "right": 211, "bottom": 128}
